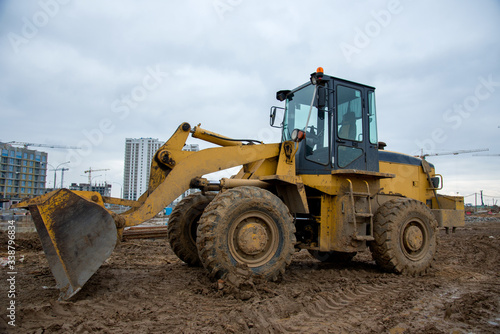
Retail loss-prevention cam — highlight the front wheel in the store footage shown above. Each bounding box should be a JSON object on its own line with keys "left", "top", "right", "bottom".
{"left": 167, "top": 192, "right": 215, "bottom": 266}
{"left": 197, "top": 186, "right": 296, "bottom": 281}
{"left": 370, "top": 198, "right": 438, "bottom": 276}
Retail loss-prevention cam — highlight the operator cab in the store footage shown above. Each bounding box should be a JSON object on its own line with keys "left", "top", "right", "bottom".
{"left": 271, "top": 68, "right": 379, "bottom": 174}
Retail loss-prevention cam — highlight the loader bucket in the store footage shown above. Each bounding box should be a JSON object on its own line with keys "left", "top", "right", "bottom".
{"left": 28, "top": 189, "right": 117, "bottom": 300}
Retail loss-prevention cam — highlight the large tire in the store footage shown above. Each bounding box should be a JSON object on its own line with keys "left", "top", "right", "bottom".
{"left": 197, "top": 186, "right": 296, "bottom": 281}
{"left": 370, "top": 198, "right": 438, "bottom": 276}
{"left": 308, "top": 250, "right": 357, "bottom": 263}
{"left": 167, "top": 192, "right": 216, "bottom": 266}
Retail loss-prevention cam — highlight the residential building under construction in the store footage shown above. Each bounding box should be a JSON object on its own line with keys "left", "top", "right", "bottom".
{"left": 0, "top": 142, "right": 48, "bottom": 201}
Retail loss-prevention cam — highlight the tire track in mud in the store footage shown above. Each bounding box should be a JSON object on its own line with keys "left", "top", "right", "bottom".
{"left": 248, "top": 278, "right": 403, "bottom": 333}
{"left": 475, "top": 241, "right": 500, "bottom": 266}
{"left": 466, "top": 240, "right": 500, "bottom": 266}
{"left": 440, "top": 233, "right": 500, "bottom": 274}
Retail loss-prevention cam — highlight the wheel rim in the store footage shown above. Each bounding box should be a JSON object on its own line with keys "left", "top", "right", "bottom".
{"left": 228, "top": 210, "right": 279, "bottom": 267}
{"left": 400, "top": 217, "right": 429, "bottom": 261}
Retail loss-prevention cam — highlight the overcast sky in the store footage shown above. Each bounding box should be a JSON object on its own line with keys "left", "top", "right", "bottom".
{"left": 0, "top": 0, "right": 499, "bottom": 204}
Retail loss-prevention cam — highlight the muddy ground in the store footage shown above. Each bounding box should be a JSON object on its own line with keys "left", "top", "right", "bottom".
{"left": 1, "top": 218, "right": 499, "bottom": 334}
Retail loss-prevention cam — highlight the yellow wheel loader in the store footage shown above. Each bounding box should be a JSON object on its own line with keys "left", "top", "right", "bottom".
{"left": 14, "top": 68, "right": 464, "bottom": 300}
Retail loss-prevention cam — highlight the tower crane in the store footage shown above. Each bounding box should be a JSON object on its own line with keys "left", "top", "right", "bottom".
{"left": 416, "top": 148, "right": 489, "bottom": 159}
{"left": 472, "top": 153, "right": 500, "bottom": 156}
{"left": 84, "top": 168, "right": 110, "bottom": 185}
{"left": 60, "top": 167, "right": 69, "bottom": 188}
{"left": 7, "top": 142, "right": 82, "bottom": 150}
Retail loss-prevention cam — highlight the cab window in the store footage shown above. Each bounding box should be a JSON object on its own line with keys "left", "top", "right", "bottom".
{"left": 368, "top": 91, "right": 378, "bottom": 145}
{"left": 337, "top": 85, "right": 363, "bottom": 142}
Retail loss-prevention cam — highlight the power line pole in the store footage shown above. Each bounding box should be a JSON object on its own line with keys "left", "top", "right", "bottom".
{"left": 48, "top": 161, "right": 70, "bottom": 189}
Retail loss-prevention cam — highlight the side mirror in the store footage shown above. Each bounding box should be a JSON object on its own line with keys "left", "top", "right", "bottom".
{"left": 270, "top": 106, "right": 285, "bottom": 128}
{"left": 317, "top": 85, "right": 326, "bottom": 110}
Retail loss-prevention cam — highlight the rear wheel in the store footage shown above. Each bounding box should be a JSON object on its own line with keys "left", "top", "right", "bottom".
{"left": 197, "top": 186, "right": 296, "bottom": 281}
{"left": 308, "top": 250, "right": 357, "bottom": 263}
{"left": 370, "top": 198, "right": 437, "bottom": 275}
{"left": 167, "top": 192, "right": 215, "bottom": 266}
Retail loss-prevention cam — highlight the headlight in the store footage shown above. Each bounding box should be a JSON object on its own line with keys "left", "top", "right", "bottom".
{"left": 291, "top": 129, "right": 305, "bottom": 142}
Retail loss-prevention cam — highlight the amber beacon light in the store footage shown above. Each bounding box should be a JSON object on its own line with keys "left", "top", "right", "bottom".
{"left": 310, "top": 67, "right": 324, "bottom": 85}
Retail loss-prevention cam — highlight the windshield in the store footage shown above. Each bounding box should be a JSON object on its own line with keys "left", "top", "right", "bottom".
{"left": 282, "top": 84, "right": 316, "bottom": 141}
{"left": 282, "top": 83, "right": 330, "bottom": 165}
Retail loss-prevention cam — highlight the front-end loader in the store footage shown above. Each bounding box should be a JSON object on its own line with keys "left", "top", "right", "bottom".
{"left": 14, "top": 68, "right": 464, "bottom": 300}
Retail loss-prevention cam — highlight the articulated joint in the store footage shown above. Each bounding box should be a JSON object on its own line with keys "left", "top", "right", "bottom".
{"left": 181, "top": 122, "right": 191, "bottom": 132}
{"left": 112, "top": 212, "right": 126, "bottom": 228}
{"left": 158, "top": 150, "right": 175, "bottom": 167}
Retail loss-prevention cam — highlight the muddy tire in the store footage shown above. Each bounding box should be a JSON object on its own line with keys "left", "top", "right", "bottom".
{"left": 197, "top": 186, "right": 296, "bottom": 281}
{"left": 308, "top": 250, "right": 357, "bottom": 263}
{"left": 167, "top": 192, "right": 216, "bottom": 266}
{"left": 370, "top": 198, "right": 438, "bottom": 275}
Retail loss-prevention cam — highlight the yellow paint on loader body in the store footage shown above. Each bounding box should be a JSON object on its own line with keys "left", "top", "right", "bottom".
{"left": 379, "top": 160, "right": 433, "bottom": 203}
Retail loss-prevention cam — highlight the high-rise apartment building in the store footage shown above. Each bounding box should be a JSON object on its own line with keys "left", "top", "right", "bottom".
{"left": 0, "top": 142, "right": 48, "bottom": 200}
{"left": 122, "top": 139, "right": 200, "bottom": 201}
{"left": 123, "top": 138, "right": 163, "bottom": 201}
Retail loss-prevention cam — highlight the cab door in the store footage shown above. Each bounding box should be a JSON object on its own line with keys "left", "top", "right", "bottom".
{"left": 333, "top": 82, "right": 379, "bottom": 172}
